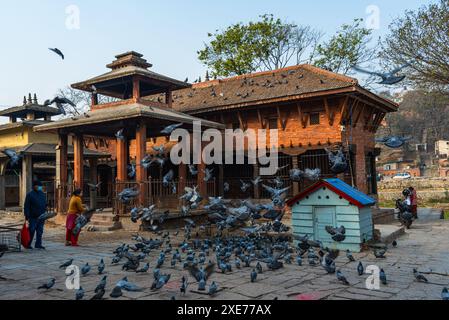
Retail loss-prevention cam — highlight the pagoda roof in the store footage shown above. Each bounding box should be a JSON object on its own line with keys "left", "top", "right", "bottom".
{"left": 0, "top": 104, "right": 61, "bottom": 119}
{"left": 71, "top": 51, "right": 191, "bottom": 99}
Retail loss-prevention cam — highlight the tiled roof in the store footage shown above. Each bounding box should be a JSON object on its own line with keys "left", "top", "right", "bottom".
{"left": 0, "top": 143, "right": 109, "bottom": 158}
{"left": 145, "top": 64, "right": 397, "bottom": 114}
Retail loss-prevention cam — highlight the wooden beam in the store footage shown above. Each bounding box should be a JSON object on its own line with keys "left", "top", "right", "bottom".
{"left": 339, "top": 96, "right": 350, "bottom": 124}
{"left": 257, "top": 109, "right": 267, "bottom": 129}
{"left": 237, "top": 111, "right": 248, "bottom": 131}
{"left": 364, "top": 108, "right": 376, "bottom": 130}
{"left": 353, "top": 102, "right": 365, "bottom": 128}
{"left": 132, "top": 76, "right": 140, "bottom": 101}
{"left": 297, "top": 103, "right": 309, "bottom": 128}
{"left": 276, "top": 106, "right": 289, "bottom": 131}
{"left": 166, "top": 88, "right": 173, "bottom": 108}
{"left": 323, "top": 98, "right": 335, "bottom": 126}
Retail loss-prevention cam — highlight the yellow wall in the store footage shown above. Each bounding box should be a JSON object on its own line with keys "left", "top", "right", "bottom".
{"left": 0, "top": 126, "right": 58, "bottom": 148}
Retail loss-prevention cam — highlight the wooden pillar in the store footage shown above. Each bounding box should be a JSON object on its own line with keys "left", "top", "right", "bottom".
{"left": 73, "top": 134, "right": 84, "bottom": 190}
{"left": 116, "top": 137, "right": 128, "bottom": 182}
{"left": 197, "top": 141, "right": 207, "bottom": 197}
{"left": 136, "top": 122, "right": 147, "bottom": 206}
{"left": 89, "top": 158, "right": 98, "bottom": 210}
{"left": 0, "top": 174, "right": 5, "bottom": 210}
{"left": 179, "top": 164, "right": 187, "bottom": 205}
{"left": 218, "top": 163, "right": 224, "bottom": 197}
{"left": 91, "top": 93, "right": 98, "bottom": 106}
{"left": 292, "top": 156, "right": 300, "bottom": 195}
{"left": 133, "top": 77, "right": 140, "bottom": 101}
{"left": 21, "top": 155, "right": 33, "bottom": 209}
{"left": 56, "top": 134, "right": 68, "bottom": 214}
{"left": 166, "top": 89, "right": 172, "bottom": 108}
{"left": 253, "top": 164, "right": 260, "bottom": 199}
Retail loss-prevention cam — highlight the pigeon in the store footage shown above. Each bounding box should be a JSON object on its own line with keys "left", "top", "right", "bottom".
{"left": 161, "top": 123, "right": 183, "bottom": 135}
{"left": 98, "top": 259, "right": 105, "bottom": 274}
{"left": 95, "top": 276, "right": 107, "bottom": 293}
{"left": 296, "top": 256, "right": 302, "bottom": 266}
{"left": 289, "top": 169, "right": 304, "bottom": 182}
{"left": 392, "top": 240, "right": 397, "bottom": 248}
{"left": 180, "top": 276, "right": 188, "bottom": 295}
{"left": 325, "top": 225, "right": 346, "bottom": 242}
{"left": 442, "top": 287, "right": 449, "bottom": 301}
{"left": 38, "top": 278, "right": 56, "bottom": 290}
{"left": 375, "top": 136, "right": 412, "bottom": 149}
{"left": 130, "top": 207, "right": 142, "bottom": 223}
{"left": 163, "top": 170, "right": 175, "bottom": 187}
{"left": 118, "top": 278, "right": 143, "bottom": 292}
{"left": 115, "top": 129, "right": 125, "bottom": 140}
{"left": 128, "top": 164, "right": 136, "bottom": 179}
{"left": 188, "top": 165, "right": 198, "bottom": 176}
{"left": 187, "top": 263, "right": 215, "bottom": 282}
{"left": 322, "top": 258, "right": 336, "bottom": 274}
{"left": 110, "top": 286, "right": 123, "bottom": 298}
{"left": 151, "top": 274, "right": 171, "bottom": 290}
{"left": 326, "top": 148, "right": 348, "bottom": 174}
{"left": 380, "top": 268, "right": 387, "bottom": 285}
{"left": 251, "top": 176, "right": 262, "bottom": 186}
{"left": 49, "top": 48, "right": 64, "bottom": 60}
{"left": 303, "top": 168, "right": 321, "bottom": 181}
{"left": 152, "top": 144, "right": 165, "bottom": 154}
{"left": 59, "top": 259, "right": 74, "bottom": 269}
{"left": 90, "top": 288, "right": 105, "bottom": 300}
{"left": 250, "top": 269, "right": 257, "bottom": 282}
{"left": 1, "top": 149, "right": 22, "bottom": 167}
{"left": 256, "top": 262, "right": 263, "bottom": 274}
{"left": 75, "top": 287, "right": 85, "bottom": 300}
{"left": 203, "top": 168, "right": 214, "bottom": 182}
{"left": 223, "top": 182, "right": 230, "bottom": 193}
{"left": 208, "top": 281, "right": 218, "bottom": 296}
{"left": 346, "top": 250, "right": 355, "bottom": 262}
{"left": 413, "top": 269, "right": 428, "bottom": 283}
{"left": 81, "top": 263, "right": 91, "bottom": 276}
{"left": 373, "top": 247, "right": 387, "bottom": 259}
{"left": 357, "top": 262, "right": 364, "bottom": 276}
{"left": 351, "top": 62, "right": 411, "bottom": 85}
{"left": 336, "top": 270, "right": 349, "bottom": 285}
{"left": 117, "top": 188, "right": 139, "bottom": 204}
{"left": 198, "top": 278, "right": 207, "bottom": 291}
{"left": 240, "top": 180, "right": 251, "bottom": 192}
{"left": 136, "top": 263, "right": 150, "bottom": 273}
{"left": 87, "top": 182, "right": 102, "bottom": 190}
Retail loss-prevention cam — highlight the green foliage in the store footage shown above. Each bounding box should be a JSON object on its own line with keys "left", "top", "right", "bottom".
{"left": 198, "top": 14, "right": 321, "bottom": 77}
{"left": 314, "top": 19, "right": 374, "bottom": 75}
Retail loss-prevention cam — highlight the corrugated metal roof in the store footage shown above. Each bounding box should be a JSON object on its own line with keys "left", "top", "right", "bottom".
{"left": 287, "top": 178, "right": 376, "bottom": 208}
{"left": 323, "top": 178, "right": 376, "bottom": 207}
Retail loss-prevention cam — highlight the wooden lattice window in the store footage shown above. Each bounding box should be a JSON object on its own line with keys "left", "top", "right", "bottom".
{"left": 310, "top": 113, "right": 320, "bottom": 125}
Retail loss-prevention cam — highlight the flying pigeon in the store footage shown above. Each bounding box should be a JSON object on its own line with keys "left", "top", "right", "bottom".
{"left": 127, "top": 164, "right": 136, "bottom": 179}
{"left": 163, "top": 170, "right": 175, "bottom": 187}
{"left": 375, "top": 136, "right": 412, "bottom": 149}
{"left": 189, "top": 165, "right": 198, "bottom": 176}
{"left": 351, "top": 62, "right": 411, "bottom": 85}
{"left": 223, "top": 182, "right": 230, "bottom": 193}
{"left": 115, "top": 129, "right": 125, "bottom": 141}
{"left": 289, "top": 169, "right": 304, "bottom": 182}
{"left": 303, "top": 168, "right": 321, "bottom": 181}
{"left": 49, "top": 48, "right": 64, "bottom": 60}
{"left": 326, "top": 148, "right": 348, "bottom": 174}
{"left": 240, "top": 180, "right": 251, "bottom": 192}
{"left": 1, "top": 149, "right": 22, "bottom": 167}
{"left": 87, "top": 182, "right": 102, "bottom": 191}
{"left": 203, "top": 168, "right": 214, "bottom": 182}
{"left": 161, "top": 123, "right": 183, "bottom": 135}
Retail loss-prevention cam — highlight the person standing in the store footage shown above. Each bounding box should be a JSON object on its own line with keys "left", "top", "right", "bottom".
{"left": 23, "top": 180, "right": 47, "bottom": 250}
{"left": 66, "top": 189, "right": 85, "bottom": 247}
{"left": 409, "top": 186, "right": 418, "bottom": 219}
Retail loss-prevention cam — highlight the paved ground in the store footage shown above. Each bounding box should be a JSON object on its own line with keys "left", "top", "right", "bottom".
{"left": 0, "top": 209, "right": 448, "bottom": 300}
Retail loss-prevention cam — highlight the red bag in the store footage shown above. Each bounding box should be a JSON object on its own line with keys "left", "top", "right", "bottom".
{"left": 20, "top": 222, "right": 30, "bottom": 248}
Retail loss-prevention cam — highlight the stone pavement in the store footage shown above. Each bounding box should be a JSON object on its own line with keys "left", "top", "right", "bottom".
{"left": 0, "top": 208, "right": 448, "bottom": 300}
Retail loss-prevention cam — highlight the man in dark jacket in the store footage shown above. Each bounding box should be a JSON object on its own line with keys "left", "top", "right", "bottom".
{"left": 24, "top": 180, "right": 47, "bottom": 249}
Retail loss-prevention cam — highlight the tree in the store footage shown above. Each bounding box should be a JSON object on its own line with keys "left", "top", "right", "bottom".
{"left": 57, "top": 87, "right": 118, "bottom": 117}
{"left": 382, "top": 0, "right": 449, "bottom": 91}
{"left": 198, "top": 14, "right": 322, "bottom": 77}
{"left": 314, "top": 19, "right": 376, "bottom": 75}
{"left": 385, "top": 90, "right": 449, "bottom": 149}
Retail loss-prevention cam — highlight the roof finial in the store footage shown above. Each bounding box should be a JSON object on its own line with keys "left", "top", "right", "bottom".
{"left": 33, "top": 93, "right": 38, "bottom": 104}
{"left": 23, "top": 96, "right": 27, "bottom": 105}
{"left": 205, "top": 71, "right": 210, "bottom": 82}
{"left": 28, "top": 93, "right": 32, "bottom": 104}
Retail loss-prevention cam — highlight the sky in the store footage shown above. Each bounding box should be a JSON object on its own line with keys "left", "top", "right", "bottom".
{"left": 0, "top": 0, "right": 435, "bottom": 109}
